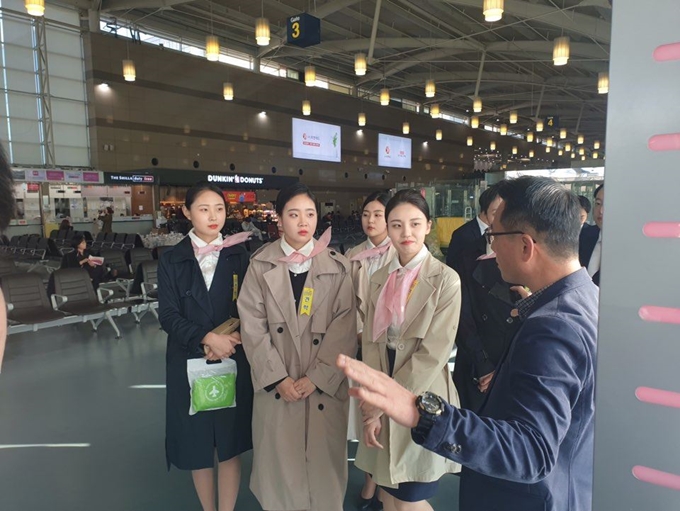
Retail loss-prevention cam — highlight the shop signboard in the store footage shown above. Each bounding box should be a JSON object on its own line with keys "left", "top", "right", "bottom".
{"left": 46, "top": 170, "right": 65, "bottom": 181}
{"left": 25, "top": 169, "right": 46, "bottom": 181}
{"left": 82, "top": 172, "right": 102, "bottom": 183}
{"left": 155, "top": 170, "right": 298, "bottom": 190}
{"left": 11, "top": 169, "right": 26, "bottom": 181}
{"left": 105, "top": 173, "right": 155, "bottom": 184}
{"left": 223, "top": 191, "right": 257, "bottom": 204}
{"left": 65, "top": 170, "right": 83, "bottom": 182}
{"left": 378, "top": 133, "right": 412, "bottom": 169}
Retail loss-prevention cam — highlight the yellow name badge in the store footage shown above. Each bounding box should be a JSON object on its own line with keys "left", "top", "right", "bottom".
{"left": 232, "top": 274, "right": 239, "bottom": 301}
{"left": 407, "top": 280, "right": 418, "bottom": 302}
{"left": 299, "top": 287, "right": 314, "bottom": 316}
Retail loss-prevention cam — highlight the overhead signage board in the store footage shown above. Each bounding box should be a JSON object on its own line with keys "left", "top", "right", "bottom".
{"left": 287, "top": 13, "right": 321, "bottom": 48}
{"left": 223, "top": 191, "right": 257, "bottom": 204}
{"left": 378, "top": 133, "right": 412, "bottom": 169}
{"left": 545, "top": 116, "right": 560, "bottom": 129}
{"left": 105, "top": 173, "right": 155, "bottom": 185}
{"left": 292, "top": 118, "right": 341, "bottom": 163}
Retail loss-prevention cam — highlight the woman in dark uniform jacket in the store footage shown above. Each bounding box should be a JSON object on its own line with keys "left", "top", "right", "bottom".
{"left": 158, "top": 182, "right": 253, "bottom": 511}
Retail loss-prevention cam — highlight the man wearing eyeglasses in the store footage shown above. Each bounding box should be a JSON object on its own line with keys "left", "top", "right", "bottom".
{"left": 337, "top": 176, "right": 598, "bottom": 511}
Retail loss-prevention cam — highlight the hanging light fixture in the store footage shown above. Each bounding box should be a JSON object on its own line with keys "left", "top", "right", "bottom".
{"left": 558, "top": 149, "right": 563, "bottom": 156}
{"left": 593, "top": 151, "right": 599, "bottom": 159}
{"left": 500, "top": 124, "right": 508, "bottom": 136}
{"left": 490, "top": 141, "right": 496, "bottom": 151}
{"left": 436, "top": 129, "right": 443, "bottom": 141}
{"left": 512, "top": 146, "right": 518, "bottom": 155}
{"left": 403, "top": 122, "right": 410, "bottom": 135}
{"left": 598, "top": 72, "right": 609, "bottom": 94}
{"left": 467, "top": 136, "right": 473, "bottom": 146}
{"left": 354, "top": 53, "right": 367, "bottom": 76}
{"left": 380, "top": 88, "right": 390, "bottom": 106}
{"left": 223, "top": 82, "right": 234, "bottom": 101}
{"left": 430, "top": 104, "right": 441, "bottom": 118}
{"left": 553, "top": 36, "right": 570, "bottom": 66}
{"left": 581, "top": 155, "right": 586, "bottom": 161}
{"left": 560, "top": 128, "right": 567, "bottom": 139}
{"left": 483, "top": 0, "right": 504, "bottom": 22}
{"left": 473, "top": 96, "right": 482, "bottom": 113}
{"left": 578, "top": 134, "right": 585, "bottom": 145}
{"left": 546, "top": 146, "right": 551, "bottom": 153}
{"left": 594, "top": 140, "right": 601, "bottom": 150}
{"left": 122, "top": 59, "right": 136, "bottom": 82}
{"left": 25, "top": 0, "right": 44, "bottom": 16}
{"left": 527, "top": 132, "right": 534, "bottom": 143}
{"left": 547, "top": 137, "right": 553, "bottom": 147}
{"left": 425, "top": 79, "right": 436, "bottom": 98}
{"left": 302, "top": 100, "right": 311, "bottom": 116}
{"left": 579, "top": 147, "right": 585, "bottom": 156}
{"left": 565, "top": 142, "right": 572, "bottom": 152}
{"left": 529, "top": 150, "right": 535, "bottom": 158}
{"left": 255, "top": 18, "right": 270, "bottom": 46}
{"left": 205, "top": 35, "right": 220, "bottom": 61}
{"left": 571, "top": 153, "right": 576, "bottom": 159}
{"left": 358, "top": 112, "right": 366, "bottom": 127}
{"left": 471, "top": 116, "right": 479, "bottom": 129}
{"left": 536, "top": 120, "right": 544, "bottom": 132}
{"left": 305, "top": 65, "right": 316, "bottom": 86}
{"left": 509, "top": 110, "right": 518, "bottom": 124}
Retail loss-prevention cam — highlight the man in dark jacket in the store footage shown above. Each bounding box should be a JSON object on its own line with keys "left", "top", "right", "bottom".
{"left": 579, "top": 184, "right": 604, "bottom": 286}
{"left": 338, "top": 176, "right": 598, "bottom": 511}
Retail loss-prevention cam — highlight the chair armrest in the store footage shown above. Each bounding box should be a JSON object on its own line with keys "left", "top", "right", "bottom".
{"left": 51, "top": 294, "right": 68, "bottom": 310}
{"left": 6, "top": 302, "right": 14, "bottom": 312}
{"left": 97, "top": 287, "right": 115, "bottom": 303}
{"left": 141, "top": 282, "right": 158, "bottom": 299}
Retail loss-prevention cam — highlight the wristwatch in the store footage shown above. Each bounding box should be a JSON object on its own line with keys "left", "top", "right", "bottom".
{"left": 412, "top": 391, "right": 445, "bottom": 443}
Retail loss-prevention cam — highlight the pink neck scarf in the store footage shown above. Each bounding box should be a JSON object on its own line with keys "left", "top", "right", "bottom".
{"left": 278, "top": 227, "right": 332, "bottom": 264}
{"left": 372, "top": 264, "right": 421, "bottom": 342}
{"left": 192, "top": 231, "right": 252, "bottom": 256}
{"left": 350, "top": 239, "right": 392, "bottom": 262}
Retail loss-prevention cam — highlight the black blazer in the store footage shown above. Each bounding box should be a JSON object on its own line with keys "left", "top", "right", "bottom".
{"left": 446, "top": 218, "right": 484, "bottom": 273}
{"left": 578, "top": 224, "right": 601, "bottom": 286}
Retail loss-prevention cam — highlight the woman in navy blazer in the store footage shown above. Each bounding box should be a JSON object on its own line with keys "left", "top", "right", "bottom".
{"left": 158, "top": 182, "right": 253, "bottom": 511}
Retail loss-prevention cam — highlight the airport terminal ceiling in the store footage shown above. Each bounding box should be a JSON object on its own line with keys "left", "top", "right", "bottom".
{"left": 56, "top": 0, "right": 611, "bottom": 145}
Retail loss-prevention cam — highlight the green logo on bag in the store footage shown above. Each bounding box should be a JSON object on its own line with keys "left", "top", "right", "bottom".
{"left": 205, "top": 380, "right": 226, "bottom": 402}
{"left": 191, "top": 374, "right": 236, "bottom": 413}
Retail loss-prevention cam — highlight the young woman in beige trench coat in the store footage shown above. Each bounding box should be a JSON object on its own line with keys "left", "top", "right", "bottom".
{"left": 238, "top": 184, "right": 357, "bottom": 511}
{"left": 355, "top": 189, "right": 461, "bottom": 511}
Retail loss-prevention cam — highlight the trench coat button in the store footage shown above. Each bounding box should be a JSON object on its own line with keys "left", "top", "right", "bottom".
{"left": 330, "top": 251, "right": 336, "bottom": 256}
{"left": 444, "top": 443, "right": 456, "bottom": 453}
{"left": 275, "top": 393, "right": 281, "bottom": 400}
{"left": 318, "top": 403, "right": 324, "bottom": 411}
{"left": 277, "top": 327, "right": 284, "bottom": 333}
{"left": 397, "top": 343, "right": 405, "bottom": 351}
{"left": 313, "top": 339, "right": 320, "bottom": 345}
{"left": 506, "top": 317, "right": 514, "bottom": 324}
{"left": 455, "top": 445, "right": 462, "bottom": 454}
{"left": 185, "top": 290, "right": 192, "bottom": 297}
{"left": 481, "top": 314, "right": 488, "bottom": 321}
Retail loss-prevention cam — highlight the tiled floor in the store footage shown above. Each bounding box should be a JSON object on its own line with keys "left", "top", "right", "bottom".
{"left": 0, "top": 315, "right": 460, "bottom": 510}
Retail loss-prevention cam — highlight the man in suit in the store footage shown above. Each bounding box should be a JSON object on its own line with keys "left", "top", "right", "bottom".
{"left": 338, "top": 176, "right": 598, "bottom": 511}
{"left": 579, "top": 184, "right": 604, "bottom": 286}
{"left": 446, "top": 186, "right": 502, "bottom": 273}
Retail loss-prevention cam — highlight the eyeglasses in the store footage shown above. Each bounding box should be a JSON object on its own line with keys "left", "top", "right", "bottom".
{"left": 484, "top": 230, "right": 533, "bottom": 244}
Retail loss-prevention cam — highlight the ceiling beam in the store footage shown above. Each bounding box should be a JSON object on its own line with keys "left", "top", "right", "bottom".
{"left": 101, "top": 0, "right": 191, "bottom": 13}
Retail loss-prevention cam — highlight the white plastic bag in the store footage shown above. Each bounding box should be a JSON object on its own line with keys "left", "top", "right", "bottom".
{"left": 187, "top": 358, "right": 237, "bottom": 416}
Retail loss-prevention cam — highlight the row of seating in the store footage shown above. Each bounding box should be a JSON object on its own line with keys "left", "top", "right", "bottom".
{"left": 1, "top": 234, "right": 61, "bottom": 261}
{"left": 1, "top": 260, "right": 159, "bottom": 339}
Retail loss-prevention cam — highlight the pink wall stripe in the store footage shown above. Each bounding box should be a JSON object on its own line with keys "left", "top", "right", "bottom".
{"left": 643, "top": 222, "right": 680, "bottom": 238}
{"left": 633, "top": 466, "right": 680, "bottom": 491}
{"left": 639, "top": 306, "right": 680, "bottom": 325}
{"left": 635, "top": 386, "right": 680, "bottom": 409}
{"left": 648, "top": 133, "right": 680, "bottom": 152}
{"left": 653, "top": 42, "right": 680, "bottom": 62}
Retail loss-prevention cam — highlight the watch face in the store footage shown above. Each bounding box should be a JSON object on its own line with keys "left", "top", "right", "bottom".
{"left": 421, "top": 392, "right": 442, "bottom": 414}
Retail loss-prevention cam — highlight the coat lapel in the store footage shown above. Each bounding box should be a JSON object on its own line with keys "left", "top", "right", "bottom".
{"left": 399, "top": 256, "right": 438, "bottom": 337}
{"left": 297, "top": 251, "right": 336, "bottom": 335}
{"left": 171, "top": 236, "right": 215, "bottom": 321}
{"left": 263, "top": 262, "right": 301, "bottom": 350}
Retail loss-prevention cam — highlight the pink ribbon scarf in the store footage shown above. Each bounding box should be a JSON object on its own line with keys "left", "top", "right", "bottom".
{"left": 278, "top": 227, "right": 332, "bottom": 265}
{"left": 350, "top": 239, "right": 392, "bottom": 262}
{"left": 192, "top": 231, "right": 252, "bottom": 256}
{"left": 372, "top": 264, "right": 421, "bottom": 342}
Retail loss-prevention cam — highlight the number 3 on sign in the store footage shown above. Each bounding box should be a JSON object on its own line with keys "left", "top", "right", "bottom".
{"left": 292, "top": 22, "right": 300, "bottom": 38}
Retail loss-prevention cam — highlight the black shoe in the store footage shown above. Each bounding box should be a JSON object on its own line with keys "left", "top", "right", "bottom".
{"left": 370, "top": 496, "right": 383, "bottom": 511}
{"left": 358, "top": 496, "right": 374, "bottom": 511}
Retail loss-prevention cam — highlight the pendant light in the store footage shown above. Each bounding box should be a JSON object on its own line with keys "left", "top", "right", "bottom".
{"left": 223, "top": 82, "right": 234, "bottom": 101}
{"left": 255, "top": 18, "right": 270, "bottom": 46}
{"left": 536, "top": 120, "right": 544, "bottom": 132}
{"left": 578, "top": 134, "right": 585, "bottom": 145}
{"left": 25, "top": 0, "right": 44, "bottom": 16}
{"left": 380, "top": 88, "right": 390, "bottom": 106}
{"left": 436, "top": 129, "right": 443, "bottom": 141}
{"left": 565, "top": 142, "right": 572, "bottom": 152}
{"left": 553, "top": 36, "right": 570, "bottom": 66}
{"left": 512, "top": 146, "right": 518, "bottom": 155}
{"left": 598, "top": 72, "right": 609, "bottom": 94}
{"left": 430, "top": 104, "right": 440, "bottom": 118}
{"left": 546, "top": 146, "right": 551, "bottom": 153}
{"left": 354, "top": 53, "right": 367, "bottom": 76}
{"left": 594, "top": 140, "right": 601, "bottom": 150}
{"left": 558, "top": 149, "right": 563, "bottom": 156}
{"left": 302, "top": 100, "right": 311, "bottom": 116}
{"left": 581, "top": 155, "right": 586, "bottom": 161}
{"left": 579, "top": 147, "right": 585, "bottom": 156}
{"left": 358, "top": 112, "right": 366, "bottom": 127}
{"left": 122, "top": 59, "right": 136, "bottom": 82}
{"left": 403, "top": 122, "right": 410, "bottom": 135}
{"left": 205, "top": 35, "right": 220, "bottom": 61}
{"left": 529, "top": 150, "right": 534, "bottom": 158}
{"left": 305, "top": 65, "right": 316, "bottom": 87}
{"left": 509, "top": 110, "right": 518, "bottom": 124}
{"left": 467, "top": 136, "right": 473, "bottom": 146}
{"left": 471, "top": 116, "right": 479, "bottom": 129}
{"left": 547, "top": 137, "right": 553, "bottom": 147}
{"left": 425, "top": 79, "right": 436, "bottom": 98}
{"left": 473, "top": 96, "right": 482, "bottom": 113}
{"left": 490, "top": 141, "right": 496, "bottom": 151}
{"left": 560, "top": 128, "right": 567, "bottom": 139}
{"left": 527, "top": 132, "right": 534, "bottom": 143}
{"left": 593, "top": 151, "right": 599, "bottom": 159}
{"left": 500, "top": 124, "right": 507, "bottom": 136}
{"left": 483, "top": 0, "right": 504, "bottom": 22}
